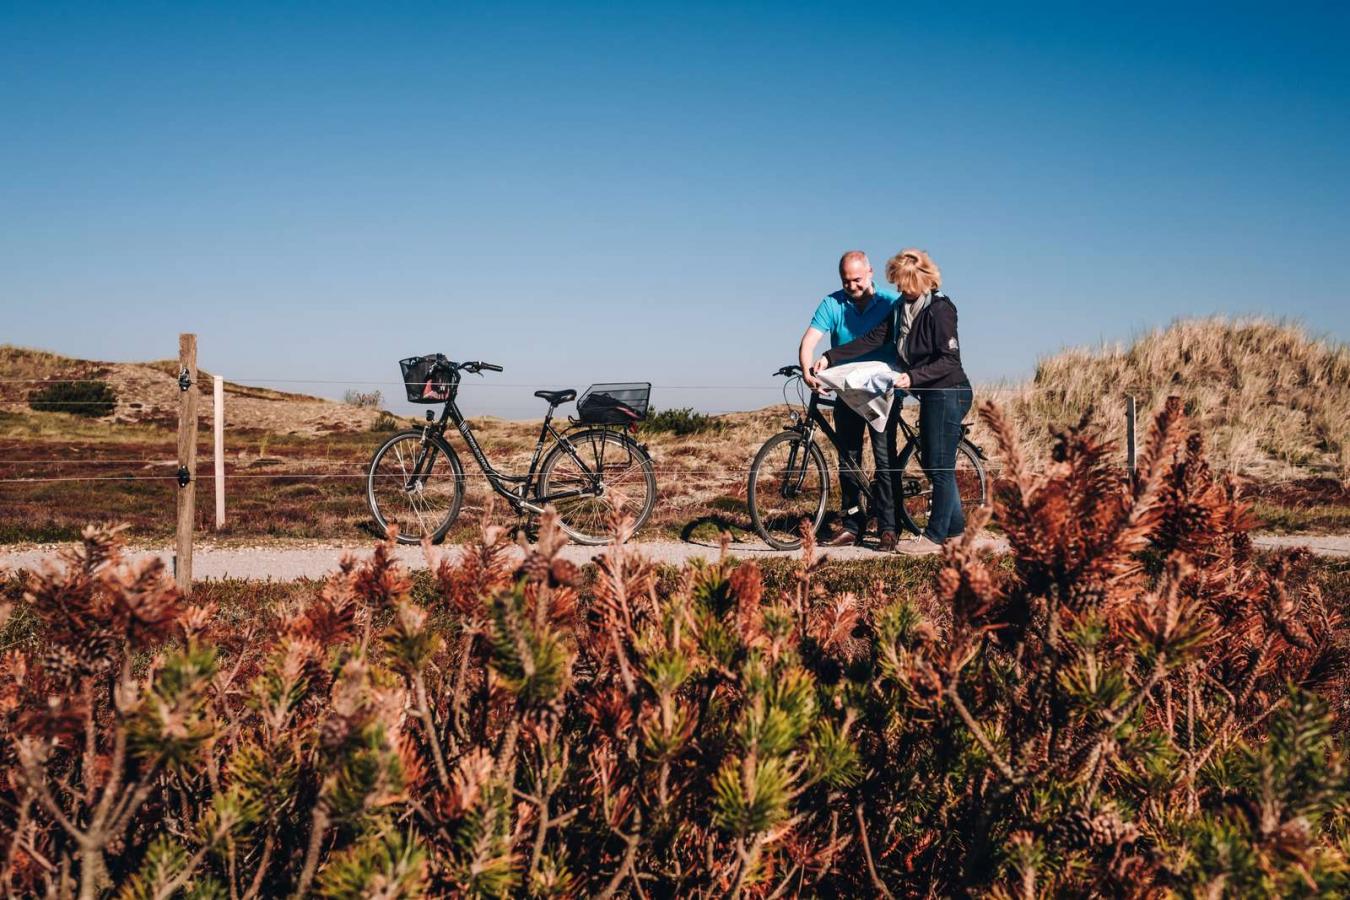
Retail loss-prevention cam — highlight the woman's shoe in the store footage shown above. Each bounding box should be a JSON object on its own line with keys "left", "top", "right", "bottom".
{"left": 896, "top": 536, "right": 943, "bottom": 556}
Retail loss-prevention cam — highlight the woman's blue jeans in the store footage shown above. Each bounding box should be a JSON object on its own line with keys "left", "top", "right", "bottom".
{"left": 917, "top": 384, "right": 973, "bottom": 543}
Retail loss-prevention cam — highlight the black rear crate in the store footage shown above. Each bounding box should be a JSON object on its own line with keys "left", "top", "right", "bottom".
{"left": 399, "top": 354, "right": 455, "bottom": 403}
{"left": 576, "top": 382, "right": 651, "bottom": 424}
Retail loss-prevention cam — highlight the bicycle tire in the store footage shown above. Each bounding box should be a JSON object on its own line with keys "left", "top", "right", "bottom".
{"left": 536, "top": 429, "right": 657, "bottom": 545}
{"left": 366, "top": 430, "right": 465, "bottom": 545}
{"left": 748, "top": 431, "right": 830, "bottom": 550}
{"left": 895, "top": 438, "right": 987, "bottom": 537}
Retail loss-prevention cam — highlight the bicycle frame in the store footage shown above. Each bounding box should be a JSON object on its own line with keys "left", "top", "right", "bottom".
{"left": 782, "top": 378, "right": 926, "bottom": 503}
{"left": 787, "top": 390, "right": 870, "bottom": 503}
{"left": 408, "top": 388, "right": 618, "bottom": 516}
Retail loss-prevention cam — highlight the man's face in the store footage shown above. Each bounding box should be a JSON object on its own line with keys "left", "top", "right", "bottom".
{"left": 840, "top": 259, "right": 874, "bottom": 301}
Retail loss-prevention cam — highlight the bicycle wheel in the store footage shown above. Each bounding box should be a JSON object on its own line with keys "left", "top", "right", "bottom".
{"left": 747, "top": 431, "right": 829, "bottom": 550}
{"left": 366, "top": 430, "right": 465, "bottom": 544}
{"left": 536, "top": 429, "right": 657, "bottom": 545}
{"left": 895, "top": 438, "right": 987, "bottom": 537}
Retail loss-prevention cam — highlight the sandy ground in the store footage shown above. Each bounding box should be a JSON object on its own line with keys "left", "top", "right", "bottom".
{"left": 2, "top": 533, "right": 1346, "bottom": 582}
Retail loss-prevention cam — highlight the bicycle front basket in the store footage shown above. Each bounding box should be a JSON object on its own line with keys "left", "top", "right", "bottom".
{"left": 399, "top": 354, "right": 455, "bottom": 403}
{"left": 576, "top": 382, "right": 651, "bottom": 424}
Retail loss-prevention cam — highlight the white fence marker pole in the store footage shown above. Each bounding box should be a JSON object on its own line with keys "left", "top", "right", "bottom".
{"left": 1125, "top": 394, "right": 1137, "bottom": 485}
{"left": 214, "top": 375, "right": 225, "bottom": 528}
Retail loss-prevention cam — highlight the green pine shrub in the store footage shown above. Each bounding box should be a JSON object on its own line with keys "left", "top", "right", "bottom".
{"left": 641, "top": 406, "right": 725, "bottom": 436}
{"left": 27, "top": 379, "right": 118, "bottom": 417}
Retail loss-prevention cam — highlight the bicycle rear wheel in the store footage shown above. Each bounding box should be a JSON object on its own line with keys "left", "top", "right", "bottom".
{"left": 366, "top": 430, "right": 465, "bottom": 544}
{"left": 747, "top": 431, "right": 829, "bottom": 550}
{"left": 895, "top": 438, "right": 986, "bottom": 537}
{"left": 537, "top": 429, "right": 657, "bottom": 545}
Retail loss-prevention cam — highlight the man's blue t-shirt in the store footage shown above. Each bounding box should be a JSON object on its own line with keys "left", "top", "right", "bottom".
{"left": 809, "top": 286, "right": 900, "bottom": 363}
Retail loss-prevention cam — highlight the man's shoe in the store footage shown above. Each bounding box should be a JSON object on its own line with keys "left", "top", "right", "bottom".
{"left": 823, "top": 528, "right": 861, "bottom": 547}
{"left": 896, "top": 536, "right": 943, "bottom": 556}
{"left": 877, "top": 532, "right": 898, "bottom": 552}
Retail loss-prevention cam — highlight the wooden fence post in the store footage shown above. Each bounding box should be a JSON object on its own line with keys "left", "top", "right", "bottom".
{"left": 176, "top": 334, "right": 198, "bottom": 594}
{"left": 214, "top": 375, "right": 225, "bottom": 529}
{"left": 1125, "top": 394, "right": 1137, "bottom": 485}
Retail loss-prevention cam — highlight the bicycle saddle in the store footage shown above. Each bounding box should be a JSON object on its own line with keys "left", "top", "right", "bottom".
{"left": 534, "top": 389, "right": 577, "bottom": 405}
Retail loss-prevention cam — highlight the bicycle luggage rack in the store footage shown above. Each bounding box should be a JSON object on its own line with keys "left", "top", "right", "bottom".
{"left": 573, "top": 382, "right": 651, "bottom": 428}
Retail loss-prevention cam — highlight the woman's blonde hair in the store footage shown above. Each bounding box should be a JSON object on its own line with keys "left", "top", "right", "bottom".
{"left": 886, "top": 248, "right": 941, "bottom": 297}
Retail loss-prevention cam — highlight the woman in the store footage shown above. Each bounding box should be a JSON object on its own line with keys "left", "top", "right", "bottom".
{"left": 812, "top": 248, "right": 972, "bottom": 554}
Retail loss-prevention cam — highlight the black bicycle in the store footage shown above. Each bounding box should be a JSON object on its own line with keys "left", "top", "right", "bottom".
{"left": 366, "top": 355, "right": 657, "bottom": 545}
{"left": 747, "top": 365, "right": 988, "bottom": 550}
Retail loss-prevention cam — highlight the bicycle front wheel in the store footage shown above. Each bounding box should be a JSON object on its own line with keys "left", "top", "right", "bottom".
{"left": 747, "top": 431, "right": 829, "bottom": 550}
{"left": 537, "top": 429, "right": 657, "bottom": 545}
{"left": 366, "top": 430, "right": 465, "bottom": 544}
{"left": 895, "top": 438, "right": 987, "bottom": 537}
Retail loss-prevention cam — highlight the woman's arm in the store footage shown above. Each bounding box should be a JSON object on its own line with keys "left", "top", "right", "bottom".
{"left": 821, "top": 310, "right": 894, "bottom": 367}
{"left": 906, "top": 301, "right": 961, "bottom": 387}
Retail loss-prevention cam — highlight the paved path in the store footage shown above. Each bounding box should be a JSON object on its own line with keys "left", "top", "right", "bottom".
{"left": 1, "top": 534, "right": 1346, "bottom": 581}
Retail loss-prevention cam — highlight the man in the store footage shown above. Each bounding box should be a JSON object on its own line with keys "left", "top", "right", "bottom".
{"left": 799, "top": 251, "right": 900, "bottom": 546}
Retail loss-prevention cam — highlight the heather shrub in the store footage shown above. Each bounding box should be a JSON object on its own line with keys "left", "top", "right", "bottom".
{"left": 27, "top": 379, "right": 117, "bottom": 417}
{"left": 369, "top": 410, "right": 402, "bottom": 432}
{"left": 2, "top": 397, "right": 1347, "bottom": 897}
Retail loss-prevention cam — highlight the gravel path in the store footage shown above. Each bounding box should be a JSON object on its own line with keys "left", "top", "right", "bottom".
{"left": 2, "top": 533, "right": 1347, "bottom": 581}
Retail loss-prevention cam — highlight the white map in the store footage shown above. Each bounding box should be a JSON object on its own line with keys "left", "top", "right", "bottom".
{"left": 815, "top": 360, "right": 904, "bottom": 430}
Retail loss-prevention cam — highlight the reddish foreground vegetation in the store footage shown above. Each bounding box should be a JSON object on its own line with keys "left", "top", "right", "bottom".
{"left": 1, "top": 399, "right": 1348, "bottom": 897}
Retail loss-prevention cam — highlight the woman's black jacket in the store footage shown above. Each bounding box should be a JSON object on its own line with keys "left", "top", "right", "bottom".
{"left": 823, "top": 292, "right": 968, "bottom": 390}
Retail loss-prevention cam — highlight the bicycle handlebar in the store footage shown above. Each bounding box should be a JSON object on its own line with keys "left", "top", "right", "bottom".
{"left": 774, "top": 365, "right": 803, "bottom": 377}
{"left": 458, "top": 360, "right": 504, "bottom": 374}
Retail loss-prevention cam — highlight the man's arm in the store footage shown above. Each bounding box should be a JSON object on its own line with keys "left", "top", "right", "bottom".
{"left": 799, "top": 326, "right": 826, "bottom": 390}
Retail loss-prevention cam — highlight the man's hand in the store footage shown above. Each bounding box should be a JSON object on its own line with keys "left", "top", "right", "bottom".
{"left": 799, "top": 326, "right": 826, "bottom": 393}
{"left": 894, "top": 372, "right": 912, "bottom": 390}
{"left": 805, "top": 357, "right": 830, "bottom": 392}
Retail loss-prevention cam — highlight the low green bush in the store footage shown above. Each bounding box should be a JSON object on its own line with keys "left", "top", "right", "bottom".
{"left": 641, "top": 406, "right": 725, "bottom": 436}
{"left": 27, "top": 380, "right": 118, "bottom": 417}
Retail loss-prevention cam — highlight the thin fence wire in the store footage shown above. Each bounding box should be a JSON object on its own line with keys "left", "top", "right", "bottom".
{"left": 1, "top": 467, "right": 1330, "bottom": 486}
{"left": 1, "top": 378, "right": 1039, "bottom": 393}
{"left": 2, "top": 379, "right": 1335, "bottom": 489}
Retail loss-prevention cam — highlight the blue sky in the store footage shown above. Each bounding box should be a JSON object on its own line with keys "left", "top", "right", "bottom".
{"left": 2, "top": 1, "right": 1347, "bottom": 417}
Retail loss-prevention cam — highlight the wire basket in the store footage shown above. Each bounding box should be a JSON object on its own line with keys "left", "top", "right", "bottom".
{"left": 399, "top": 354, "right": 455, "bottom": 404}
{"left": 576, "top": 382, "right": 651, "bottom": 424}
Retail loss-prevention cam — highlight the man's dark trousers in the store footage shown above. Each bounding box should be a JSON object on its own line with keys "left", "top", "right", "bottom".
{"left": 833, "top": 401, "right": 870, "bottom": 536}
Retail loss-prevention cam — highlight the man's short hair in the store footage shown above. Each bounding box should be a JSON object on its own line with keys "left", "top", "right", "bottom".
{"left": 838, "top": 250, "right": 870, "bottom": 275}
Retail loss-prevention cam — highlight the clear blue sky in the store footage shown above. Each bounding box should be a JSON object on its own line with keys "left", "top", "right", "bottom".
{"left": 3, "top": 1, "right": 1347, "bottom": 417}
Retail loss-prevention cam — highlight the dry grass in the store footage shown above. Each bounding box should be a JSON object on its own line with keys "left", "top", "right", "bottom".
{"left": 1, "top": 344, "right": 384, "bottom": 433}
{"left": 1010, "top": 317, "right": 1350, "bottom": 479}
{"left": 2, "top": 321, "right": 1346, "bottom": 545}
